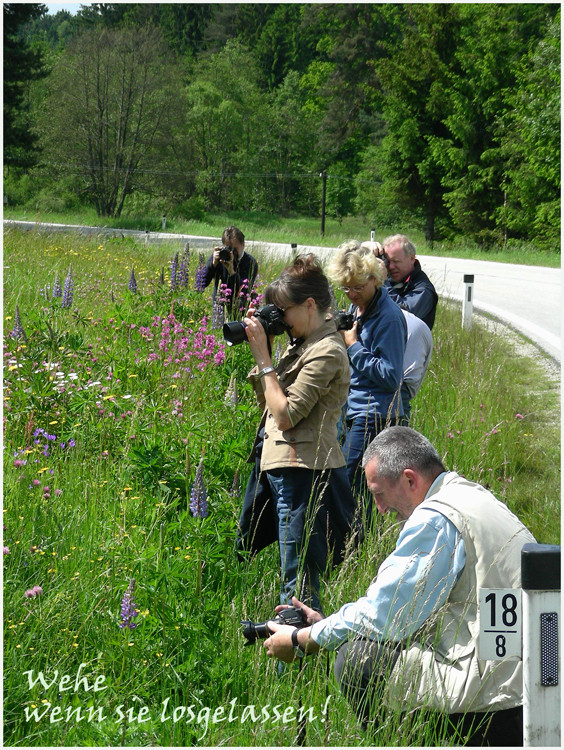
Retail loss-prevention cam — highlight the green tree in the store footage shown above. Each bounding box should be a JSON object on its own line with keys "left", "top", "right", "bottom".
{"left": 258, "top": 70, "right": 319, "bottom": 214}
{"left": 3, "top": 3, "right": 47, "bottom": 168}
{"left": 36, "top": 26, "right": 185, "bottom": 217}
{"left": 183, "top": 40, "right": 266, "bottom": 210}
{"left": 313, "top": 3, "right": 401, "bottom": 165}
{"left": 375, "top": 3, "right": 458, "bottom": 243}
{"left": 426, "top": 4, "right": 558, "bottom": 244}
{"left": 499, "top": 9, "right": 560, "bottom": 247}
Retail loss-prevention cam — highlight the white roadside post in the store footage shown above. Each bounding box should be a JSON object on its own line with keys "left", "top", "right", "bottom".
{"left": 162, "top": 215, "right": 166, "bottom": 231}
{"left": 462, "top": 274, "right": 474, "bottom": 329}
{"left": 522, "top": 543, "right": 561, "bottom": 747}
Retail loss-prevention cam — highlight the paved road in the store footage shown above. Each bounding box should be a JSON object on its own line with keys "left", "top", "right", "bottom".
{"left": 415, "top": 255, "right": 561, "bottom": 364}
{"left": 4, "top": 220, "right": 561, "bottom": 363}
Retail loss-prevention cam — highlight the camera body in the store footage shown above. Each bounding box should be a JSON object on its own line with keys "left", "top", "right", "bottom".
{"left": 218, "top": 245, "right": 234, "bottom": 262}
{"left": 334, "top": 311, "right": 354, "bottom": 331}
{"left": 223, "top": 304, "right": 290, "bottom": 347}
{"left": 241, "top": 605, "right": 307, "bottom": 645}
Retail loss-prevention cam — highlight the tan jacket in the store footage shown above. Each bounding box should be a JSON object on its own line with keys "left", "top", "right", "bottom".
{"left": 387, "top": 472, "right": 536, "bottom": 714}
{"left": 248, "top": 320, "right": 350, "bottom": 471}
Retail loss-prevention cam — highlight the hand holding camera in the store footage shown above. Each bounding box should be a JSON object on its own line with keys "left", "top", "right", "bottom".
{"left": 241, "top": 597, "right": 323, "bottom": 663}
{"left": 213, "top": 245, "right": 236, "bottom": 273}
{"left": 223, "top": 304, "right": 291, "bottom": 347}
{"left": 241, "top": 605, "right": 308, "bottom": 646}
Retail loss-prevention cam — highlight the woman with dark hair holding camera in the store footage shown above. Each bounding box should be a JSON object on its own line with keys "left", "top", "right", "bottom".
{"left": 236, "top": 254, "right": 355, "bottom": 612}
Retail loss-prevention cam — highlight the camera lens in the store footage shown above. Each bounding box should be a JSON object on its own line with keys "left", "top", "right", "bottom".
{"left": 223, "top": 321, "right": 247, "bottom": 346}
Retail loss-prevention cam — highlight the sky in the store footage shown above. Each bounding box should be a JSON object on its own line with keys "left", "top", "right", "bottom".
{"left": 45, "top": 3, "right": 84, "bottom": 14}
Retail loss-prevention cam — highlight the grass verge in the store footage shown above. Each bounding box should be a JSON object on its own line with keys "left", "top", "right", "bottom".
{"left": 3, "top": 227, "right": 560, "bottom": 746}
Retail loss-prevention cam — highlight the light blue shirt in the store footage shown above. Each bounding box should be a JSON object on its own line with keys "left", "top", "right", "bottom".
{"left": 310, "top": 473, "right": 466, "bottom": 650}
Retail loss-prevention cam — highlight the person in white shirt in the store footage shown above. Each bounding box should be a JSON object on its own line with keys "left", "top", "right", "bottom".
{"left": 262, "top": 426, "right": 535, "bottom": 746}
{"left": 401, "top": 309, "right": 433, "bottom": 418}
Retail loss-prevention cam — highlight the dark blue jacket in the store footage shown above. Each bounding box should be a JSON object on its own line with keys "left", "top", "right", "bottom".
{"left": 385, "top": 259, "right": 438, "bottom": 330}
{"left": 203, "top": 251, "right": 258, "bottom": 313}
{"left": 346, "top": 286, "right": 407, "bottom": 419}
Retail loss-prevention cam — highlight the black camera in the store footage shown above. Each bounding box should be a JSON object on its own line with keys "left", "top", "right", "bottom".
{"left": 335, "top": 311, "right": 354, "bottom": 331}
{"left": 241, "top": 605, "right": 307, "bottom": 645}
{"left": 223, "top": 304, "right": 290, "bottom": 347}
{"left": 218, "top": 245, "right": 234, "bottom": 261}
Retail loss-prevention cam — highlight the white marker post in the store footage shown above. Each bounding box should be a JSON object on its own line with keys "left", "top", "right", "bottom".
{"left": 462, "top": 274, "right": 474, "bottom": 330}
{"left": 521, "top": 543, "right": 561, "bottom": 747}
{"left": 162, "top": 215, "right": 166, "bottom": 231}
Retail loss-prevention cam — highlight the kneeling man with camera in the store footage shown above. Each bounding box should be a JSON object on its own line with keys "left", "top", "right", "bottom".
{"left": 261, "top": 426, "right": 535, "bottom": 747}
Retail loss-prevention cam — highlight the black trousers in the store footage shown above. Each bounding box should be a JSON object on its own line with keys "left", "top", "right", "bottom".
{"left": 334, "top": 639, "right": 523, "bottom": 746}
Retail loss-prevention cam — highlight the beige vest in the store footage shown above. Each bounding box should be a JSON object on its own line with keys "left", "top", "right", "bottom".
{"left": 387, "top": 471, "right": 536, "bottom": 714}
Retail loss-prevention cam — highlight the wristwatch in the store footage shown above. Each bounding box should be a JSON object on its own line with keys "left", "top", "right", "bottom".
{"left": 257, "top": 366, "right": 275, "bottom": 379}
{"left": 291, "top": 628, "right": 306, "bottom": 658}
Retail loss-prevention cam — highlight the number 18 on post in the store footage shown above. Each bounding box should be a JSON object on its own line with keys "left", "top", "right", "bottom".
{"left": 478, "top": 588, "right": 522, "bottom": 661}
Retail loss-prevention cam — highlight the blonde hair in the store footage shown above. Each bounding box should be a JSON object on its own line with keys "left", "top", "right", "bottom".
{"left": 382, "top": 234, "right": 416, "bottom": 258}
{"left": 327, "top": 240, "right": 387, "bottom": 288}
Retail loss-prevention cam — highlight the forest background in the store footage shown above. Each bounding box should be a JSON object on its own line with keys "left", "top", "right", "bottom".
{"left": 3, "top": 2, "right": 561, "bottom": 253}
{"left": 3, "top": 4, "right": 562, "bottom": 746}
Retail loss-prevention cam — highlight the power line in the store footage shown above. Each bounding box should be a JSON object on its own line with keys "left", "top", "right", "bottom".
{"left": 27, "top": 159, "right": 381, "bottom": 185}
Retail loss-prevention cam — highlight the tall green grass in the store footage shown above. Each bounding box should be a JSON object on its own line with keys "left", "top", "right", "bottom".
{"left": 3, "top": 227, "right": 560, "bottom": 746}
{"left": 4, "top": 207, "right": 560, "bottom": 267}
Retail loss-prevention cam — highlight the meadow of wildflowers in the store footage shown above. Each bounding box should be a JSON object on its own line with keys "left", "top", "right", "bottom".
{"left": 3, "top": 227, "right": 560, "bottom": 747}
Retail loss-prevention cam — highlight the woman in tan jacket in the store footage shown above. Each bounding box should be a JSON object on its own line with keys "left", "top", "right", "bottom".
{"left": 237, "top": 255, "right": 355, "bottom": 612}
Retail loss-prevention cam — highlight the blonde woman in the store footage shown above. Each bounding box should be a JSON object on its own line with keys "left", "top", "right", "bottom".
{"left": 328, "top": 241, "right": 407, "bottom": 527}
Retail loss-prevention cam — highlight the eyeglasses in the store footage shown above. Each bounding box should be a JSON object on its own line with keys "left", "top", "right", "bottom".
{"left": 340, "top": 282, "right": 369, "bottom": 294}
{"left": 277, "top": 304, "right": 295, "bottom": 315}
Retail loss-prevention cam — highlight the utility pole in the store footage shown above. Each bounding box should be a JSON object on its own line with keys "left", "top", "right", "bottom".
{"left": 320, "top": 171, "right": 327, "bottom": 237}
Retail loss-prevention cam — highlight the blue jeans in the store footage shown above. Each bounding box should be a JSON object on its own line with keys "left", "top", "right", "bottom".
{"left": 342, "top": 413, "right": 406, "bottom": 538}
{"left": 237, "top": 453, "right": 355, "bottom": 612}
{"left": 267, "top": 466, "right": 353, "bottom": 611}
{"left": 267, "top": 469, "right": 311, "bottom": 607}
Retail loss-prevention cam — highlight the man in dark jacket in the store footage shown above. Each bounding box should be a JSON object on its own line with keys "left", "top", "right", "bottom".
{"left": 203, "top": 226, "right": 258, "bottom": 316}
{"left": 381, "top": 234, "right": 438, "bottom": 330}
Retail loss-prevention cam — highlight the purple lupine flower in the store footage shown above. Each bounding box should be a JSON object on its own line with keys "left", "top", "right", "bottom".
{"left": 62, "top": 267, "right": 74, "bottom": 308}
{"left": 52, "top": 273, "right": 62, "bottom": 298}
{"left": 170, "top": 252, "right": 179, "bottom": 290}
{"left": 119, "top": 578, "right": 138, "bottom": 629}
{"left": 211, "top": 300, "right": 225, "bottom": 330}
{"left": 11, "top": 306, "right": 27, "bottom": 341}
{"left": 128, "top": 268, "right": 137, "bottom": 293}
{"left": 224, "top": 373, "right": 238, "bottom": 405}
{"left": 194, "top": 263, "right": 207, "bottom": 292}
{"left": 178, "top": 257, "right": 189, "bottom": 288}
{"left": 229, "top": 470, "right": 240, "bottom": 498}
{"left": 189, "top": 459, "right": 208, "bottom": 518}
